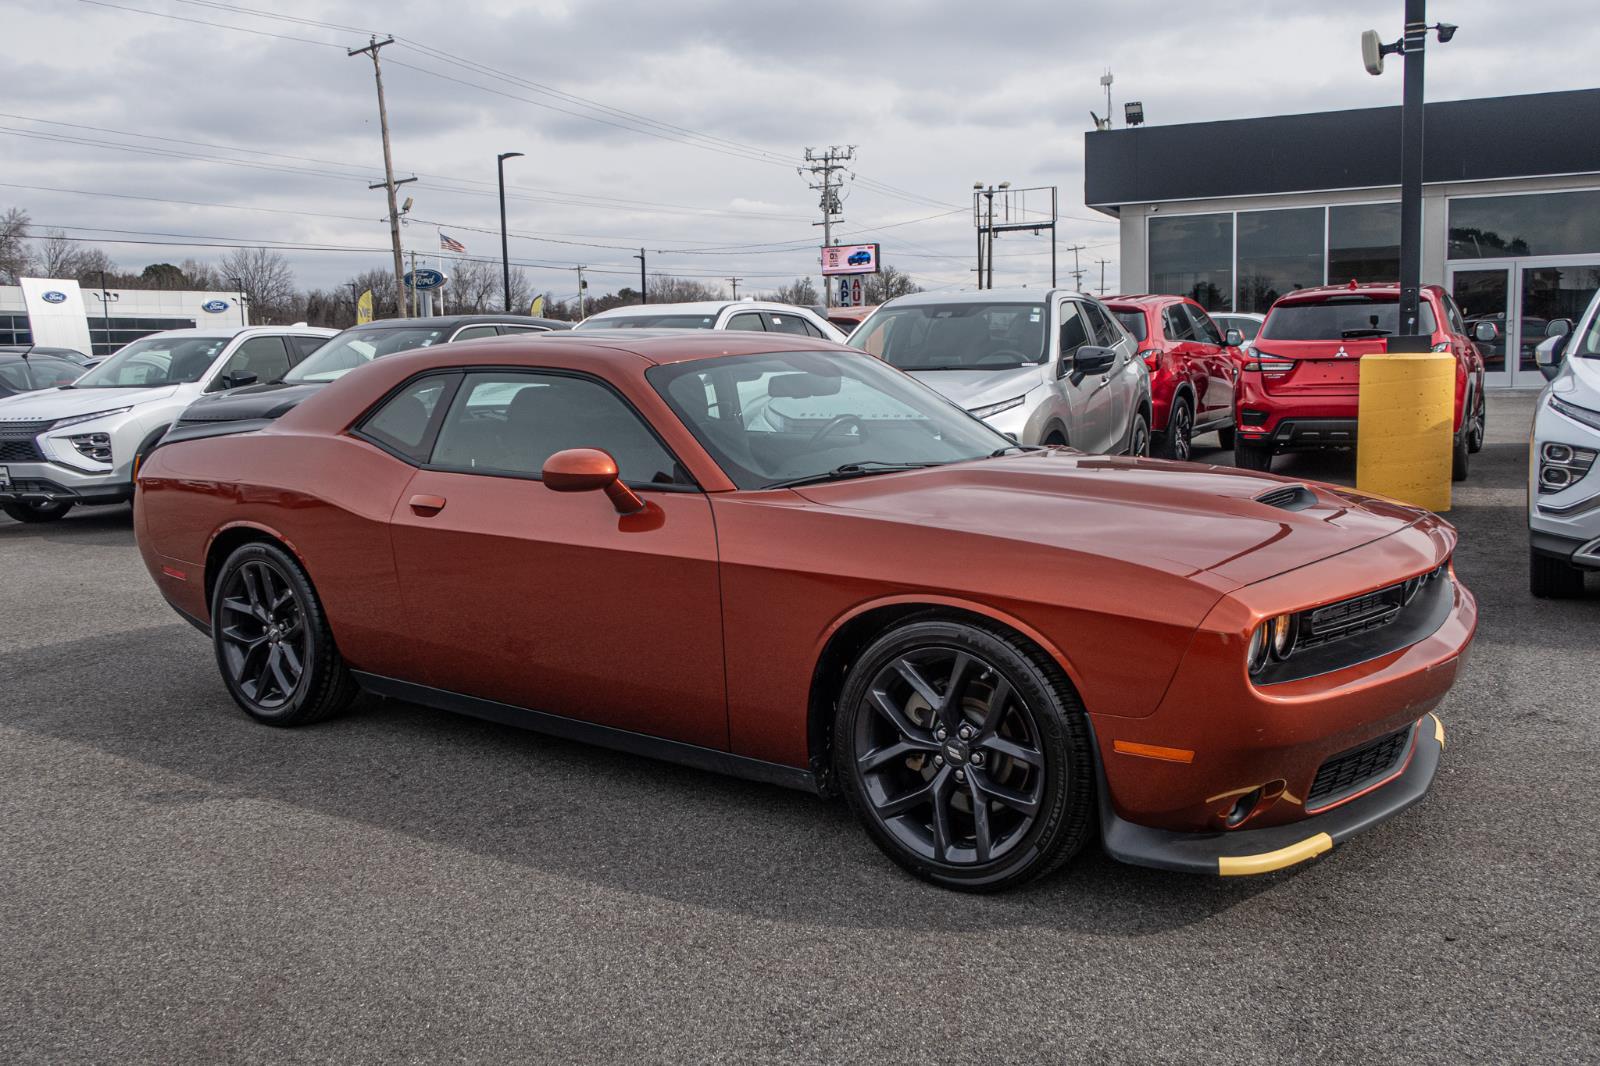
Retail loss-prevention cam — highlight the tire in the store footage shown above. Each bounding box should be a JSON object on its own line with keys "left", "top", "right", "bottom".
{"left": 1234, "top": 440, "right": 1274, "bottom": 471}
{"left": 1155, "top": 396, "right": 1194, "bottom": 461}
{"left": 210, "top": 541, "right": 358, "bottom": 726}
{"left": 1452, "top": 426, "right": 1470, "bottom": 483}
{"left": 1467, "top": 390, "right": 1486, "bottom": 454}
{"left": 1530, "top": 548, "right": 1586, "bottom": 599}
{"left": 1126, "top": 409, "right": 1151, "bottom": 457}
{"left": 832, "top": 618, "right": 1095, "bottom": 892}
{"left": 2, "top": 500, "right": 74, "bottom": 523}
{"left": 1216, "top": 425, "right": 1237, "bottom": 451}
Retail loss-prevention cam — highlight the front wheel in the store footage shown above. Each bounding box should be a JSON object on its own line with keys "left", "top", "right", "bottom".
{"left": 1234, "top": 440, "right": 1274, "bottom": 471}
{"left": 833, "top": 619, "right": 1095, "bottom": 892}
{"left": 211, "top": 541, "right": 358, "bottom": 726}
{"left": 2, "top": 499, "right": 74, "bottom": 523}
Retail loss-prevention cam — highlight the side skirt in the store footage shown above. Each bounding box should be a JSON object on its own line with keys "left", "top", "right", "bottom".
{"left": 350, "top": 671, "right": 822, "bottom": 796}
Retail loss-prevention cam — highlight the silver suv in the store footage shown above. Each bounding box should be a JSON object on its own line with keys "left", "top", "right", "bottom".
{"left": 1529, "top": 289, "right": 1600, "bottom": 597}
{"left": 0, "top": 325, "right": 334, "bottom": 522}
{"left": 849, "top": 289, "right": 1152, "bottom": 455}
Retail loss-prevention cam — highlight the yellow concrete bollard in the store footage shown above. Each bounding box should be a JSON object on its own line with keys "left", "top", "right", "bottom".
{"left": 1356, "top": 352, "right": 1456, "bottom": 512}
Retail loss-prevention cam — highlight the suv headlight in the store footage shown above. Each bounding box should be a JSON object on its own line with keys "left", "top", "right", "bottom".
{"left": 1550, "top": 395, "right": 1600, "bottom": 433}
{"left": 50, "top": 407, "right": 132, "bottom": 430}
{"left": 968, "top": 395, "right": 1026, "bottom": 420}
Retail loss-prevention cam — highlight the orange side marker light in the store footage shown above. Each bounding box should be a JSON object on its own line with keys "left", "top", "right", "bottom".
{"left": 1113, "top": 740, "right": 1195, "bottom": 764}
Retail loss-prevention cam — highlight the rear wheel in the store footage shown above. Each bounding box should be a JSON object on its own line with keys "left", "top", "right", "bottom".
{"left": 211, "top": 542, "right": 358, "bottom": 726}
{"left": 1127, "top": 410, "right": 1151, "bottom": 457}
{"left": 1155, "top": 396, "right": 1193, "bottom": 461}
{"left": 1467, "top": 390, "right": 1486, "bottom": 453}
{"left": 1234, "top": 440, "right": 1274, "bottom": 471}
{"left": 2, "top": 500, "right": 73, "bottom": 523}
{"left": 1452, "top": 426, "right": 1470, "bottom": 483}
{"left": 1216, "top": 425, "right": 1237, "bottom": 450}
{"left": 1530, "top": 548, "right": 1586, "bottom": 599}
{"left": 833, "top": 619, "right": 1095, "bottom": 892}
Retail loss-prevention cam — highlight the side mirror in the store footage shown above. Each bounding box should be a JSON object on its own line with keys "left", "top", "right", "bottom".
{"left": 225, "top": 370, "right": 258, "bottom": 388}
{"left": 1224, "top": 328, "right": 1244, "bottom": 347}
{"left": 1535, "top": 334, "right": 1568, "bottom": 379}
{"left": 1073, "top": 345, "right": 1117, "bottom": 375}
{"left": 1473, "top": 321, "right": 1499, "bottom": 343}
{"left": 1545, "top": 318, "right": 1573, "bottom": 339}
{"left": 542, "top": 447, "right": 644, "bottom": 514}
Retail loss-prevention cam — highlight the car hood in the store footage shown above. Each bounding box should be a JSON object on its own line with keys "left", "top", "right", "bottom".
{"left": 907, "top": 365, "right": 1046, "bottom": 411}
{"left": 1550, "top": 352, "right": 1600, "bottom": 407}
{"left": 792, "top": 451, "right": 1433, "bottom": 587}
{"left": 177, "top": 381, "right": 324, "bottom": 423}
{"left": 0, "top": 385, "right": 179, "bottom": 421}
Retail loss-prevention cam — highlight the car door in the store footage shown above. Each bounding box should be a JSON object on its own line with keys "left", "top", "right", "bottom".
{"left": 1085, "top": 299, "right": 1139, "bottom": 448}
{"left": 724, "top": 311, "right": 766, "bottom": 333}
{"left": 207, "top": 335, "right": 292, "bottom": 391}
{"left": 1052, "top": 299, "right": 1113, "bottom": 452}
{"left": 385, "top": 368, "right": 727, "bottom": 749}
{"left": 1184, "top": 304, "right": 1235, "bottom": 424}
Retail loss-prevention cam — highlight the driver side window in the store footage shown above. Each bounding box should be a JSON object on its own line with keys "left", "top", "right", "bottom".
{"left": 1058, "top": 302, "right": 1089, "bottom": 361}
{"left": 210, "top": 335, "right": 290, "bottom": 391}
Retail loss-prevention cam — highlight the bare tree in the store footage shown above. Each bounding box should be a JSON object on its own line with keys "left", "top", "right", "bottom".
{"left": 763, "top": 277, "right": 819, "bottom": 307}
{"left": 645, "top": 275, "right": 726, "bottom": 303}
{"left": 862, "top": 264, "right": 920, "bottom": 304}
{"left": 1, "top": 207, "right": 31, "bottom": 283}
{"left": 34, "top": 230, "right": 91, "bottom": 279}
{"left": 219, "top": 247, "right": 298, "bottom": 323}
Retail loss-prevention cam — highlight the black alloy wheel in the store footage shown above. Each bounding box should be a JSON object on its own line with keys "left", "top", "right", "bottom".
{"left": 2, "top": 499, "right": 73, "bottom": 523}
{"left": 212, "top": 542, "right": 357, "bottom": 725}
{"left": 1157, "top": 397, "right": 1194, "bottom": 461}
{"left": 835, "top": 619, "right": 1094, "bottom": 891}
{"left": 1128, "top": 411, "right": 1151, "bottom": 458}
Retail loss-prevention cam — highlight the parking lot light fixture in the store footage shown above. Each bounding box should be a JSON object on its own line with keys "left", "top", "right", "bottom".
{"left": 497, "top": 151, "right": 524, "bottom": 313}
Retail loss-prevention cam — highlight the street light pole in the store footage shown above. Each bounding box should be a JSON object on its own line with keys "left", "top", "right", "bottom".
{"left": 634, "top": 248, "right": 647, "bottom": 304}
{"left": 497, "top": 151, "right": 523, "bottom": 313}
{"left": 1397, "top": 0, "right": 1427, "bottom": 338}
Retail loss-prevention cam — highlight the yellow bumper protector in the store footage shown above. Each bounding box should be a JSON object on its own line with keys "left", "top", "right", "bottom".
{"left": 1217, "top": 832, "right": 1333, "bottom": 876}
{"left": 1431, "top": 713, "right": 1445, "bottom": 749}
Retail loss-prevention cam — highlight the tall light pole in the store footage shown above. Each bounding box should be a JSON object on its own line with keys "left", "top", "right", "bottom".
{"left": 633, "top": 248, "right": 647, "bottom": 304}
{"left": 497, "top": 151, "right": 523, "bottom": 313}
{"left": 1362, "top": 6, "right": 1456, "bottom": 342}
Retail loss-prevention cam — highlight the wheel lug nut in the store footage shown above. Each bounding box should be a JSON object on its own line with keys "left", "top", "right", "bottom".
{"left": 955, "top": 769, "right": 966, "bottom": 782}
{"left": 935, "top": 728, "right": 947, "bottom": 741}
{"left": 933, "top": 755, "right": 944, "bottom": 767}
{"left": 959, "top": 726, "right": 974, "bottom": 740}
{"left": 970, "top": 752, "right": 984, "bottom": 766}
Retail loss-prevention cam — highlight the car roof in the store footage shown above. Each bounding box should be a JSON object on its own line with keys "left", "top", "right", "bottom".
{"left": 0, "top": 346, "right": 84, "bottom": 356}
{"left": 345, "top": 314, "right": 570, "bottom": 330}
{"left": 1103, "top": 294, "right": 1194, "bottom": 308}
{"left": 585, "top": 301, "right": 815, "bottom": 317}
{"left": 385, "top": 328, "right": 855, "bottom": 373}
{"left": 1272, "top": 282, "right": 1439, "bottom": 305}
{"left": 881, "top": 288, "right": 1090, "bottom": 307}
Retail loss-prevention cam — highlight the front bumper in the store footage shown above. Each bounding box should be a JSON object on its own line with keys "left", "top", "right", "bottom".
{"left": 0, "top": 461, "right": 133, "bottom": 505}
{"left": 1102, "top": 713, "right": 1443, "bottom": 875}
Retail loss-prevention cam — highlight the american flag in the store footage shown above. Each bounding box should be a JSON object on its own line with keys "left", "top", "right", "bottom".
{"left": 439, "top": 232, "right": 467, "bottom": 254}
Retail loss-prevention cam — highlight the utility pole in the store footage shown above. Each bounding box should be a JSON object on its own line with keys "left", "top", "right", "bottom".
{"left": 801, "top": 146, "right": 854, "bottom": 307}
{"left": 408, "top": 249, "right": 420, "bottom": 317}
{"left": 497, "top": 151, "right": 524, "bottom": 313}
{"left": 575, "top": 265, "right": 587, "bottom": 318}
{"left": 350, "top": 35, "right": 410, "bottom": 318}
{"left": 1096, "top": 258, "right": 1111, "bottom": 295}
{"left": 633, "top": 248, "right": 647, "bottom": 303}
{"left": 1065, "top": 243, "right": 1087, "bottom": 289}
{"left": 727, "top": 277, "right": 742, "bottom": 299}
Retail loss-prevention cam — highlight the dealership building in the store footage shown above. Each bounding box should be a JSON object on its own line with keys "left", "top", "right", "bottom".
{"left": 0, "top": 282, "right": 247, "bottom": 358}
{"left": 1085, "top": 88, "right": 1600, "bottom": 389}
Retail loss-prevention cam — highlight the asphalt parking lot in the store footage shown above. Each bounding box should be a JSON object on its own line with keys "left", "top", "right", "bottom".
{"left": 2, "top": 388, "right": 1596, "bottom": 1065}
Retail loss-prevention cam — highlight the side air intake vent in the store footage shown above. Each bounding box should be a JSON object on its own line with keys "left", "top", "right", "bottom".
{"left": 1255, "top": 484, "right": 1316, "bottom": 511}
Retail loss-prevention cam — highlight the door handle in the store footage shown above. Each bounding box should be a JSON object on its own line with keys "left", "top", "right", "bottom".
{"left": 408, "top": 493, "right": 447, "bottom": 516}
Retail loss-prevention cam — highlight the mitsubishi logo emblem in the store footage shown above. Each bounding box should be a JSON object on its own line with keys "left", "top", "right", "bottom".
{"left": 1334, "top": 346, "right": 1351, "bottom": 358}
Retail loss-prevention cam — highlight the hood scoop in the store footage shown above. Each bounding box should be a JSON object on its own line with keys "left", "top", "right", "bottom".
{"left": 1255, "top": 484, "right": 1317, "bottom": 512}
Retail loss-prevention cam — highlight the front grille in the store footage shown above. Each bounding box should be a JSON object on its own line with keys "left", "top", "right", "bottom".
{"left": 0, "top": 439, "right": 45, "bottom": 462}
{"left": 1307, "top": 726, "right": 1412, "bottom": 809}
{"left": 1296, "top": 563, "right": 1449, "bottom": 652}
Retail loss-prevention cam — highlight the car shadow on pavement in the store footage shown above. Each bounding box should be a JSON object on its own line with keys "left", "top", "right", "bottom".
{"left": 0, "top": 504, "right": 133, "bottom": 544}
{"left": 1, "top": 623, "right": 1299, "bottom": 936}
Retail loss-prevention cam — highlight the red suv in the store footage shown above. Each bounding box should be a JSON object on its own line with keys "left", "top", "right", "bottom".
{"left": 1105, "top": 295, "right": 1243, "bottom": 460}
{"left": 1234, "top": 282, "right": 1489, "bottom": 479}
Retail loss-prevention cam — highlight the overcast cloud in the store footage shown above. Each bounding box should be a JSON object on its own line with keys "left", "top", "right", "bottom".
{"left": 4, "top": 0, "right": 1596, "bottom": 301}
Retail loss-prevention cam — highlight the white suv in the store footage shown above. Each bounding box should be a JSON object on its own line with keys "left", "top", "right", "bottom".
{"left": 1529, "top": 290, "right": 1600, "bottom": 597}
{"left": 0, "top": 325, "right": 334, "bottom": 522}
{"left": 574, "top": 300, "right": 847, "bottom": 342}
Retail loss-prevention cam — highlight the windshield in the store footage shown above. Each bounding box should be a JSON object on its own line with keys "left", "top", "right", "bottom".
{"left": 852, "top": 302, "right": 1048, "bottom": 370}
{"left": 73, "top": 335, "right": 229, "bottom": 389}
{"left": 1261, "top": 298, "right": 1438, "bottom": 341}
{"left": 1577, "top": 312, "right": 1600, "bottom": 359}
{"left": 573, "top": 313, "right": 717, "bottom": 330}
{"left": 1110, "top": 310, "right": 1148, "bottom": 342}
{"left": 648, "top": 349, "right": 1010, "bottom": 490}
{"left": 284, "top": 326, "right": 450, "bottom": 383}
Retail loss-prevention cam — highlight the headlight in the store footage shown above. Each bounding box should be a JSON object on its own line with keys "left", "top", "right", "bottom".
{"left": 50, "top": 407, "right": 132, "bottom": 430}
{"left": 968, "top": 395, "right": 1026, "bottom": 420}
{"left": 1247, "top": 613, "right": 1297, "bottom": 676}
{"left": 1550, "top": 395, "right": 1600, "bottom": 433}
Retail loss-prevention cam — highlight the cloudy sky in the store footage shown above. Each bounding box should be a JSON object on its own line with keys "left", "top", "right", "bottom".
{"left": 4, "top": 0, "right": 1595, "bottom": 303}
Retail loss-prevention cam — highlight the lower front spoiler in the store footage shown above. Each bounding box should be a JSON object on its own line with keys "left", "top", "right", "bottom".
{"left": 1101, "top": 713, "right": 1444, "bottom": 876}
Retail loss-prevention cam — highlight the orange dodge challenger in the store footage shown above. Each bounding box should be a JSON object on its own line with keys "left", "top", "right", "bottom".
{"left": 135, "top": 331, "right": 1474, "bottom": 891}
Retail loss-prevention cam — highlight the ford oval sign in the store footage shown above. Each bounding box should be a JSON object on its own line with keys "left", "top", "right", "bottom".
{"left": 41, "top": 290, "right": 68, "bottom": 304}
{"left": 201, "top": 299, "right": 230, "bottom": 314}
{"left": 405, "top": 268, "right": 447, "bottom": 291}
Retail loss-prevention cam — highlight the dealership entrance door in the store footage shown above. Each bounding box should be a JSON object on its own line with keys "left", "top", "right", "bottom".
{"left": 1451, "top": 258, "right": 1600, "bottom": 387}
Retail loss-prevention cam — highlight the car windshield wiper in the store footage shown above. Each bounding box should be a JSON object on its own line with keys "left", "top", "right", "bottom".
{"left": 764, "top": 460, "right": 946, "bottom": 489}
{"left": 1341, "top": 328, "right": 1392, "bottom": 338}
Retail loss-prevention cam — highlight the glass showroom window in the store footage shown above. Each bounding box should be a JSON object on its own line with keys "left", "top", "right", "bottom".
{"left": 1237, "top": 207, "right": 1325, "bottom": 312}
{"left": 1328, "top": 203, "right": 1400, "bottom": 284}
{"left": 1447, "top": 190, "right": 1600, "bottom": 260}
{"left": 1149, "top": 213, "right": 1233, "bottom": 312}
